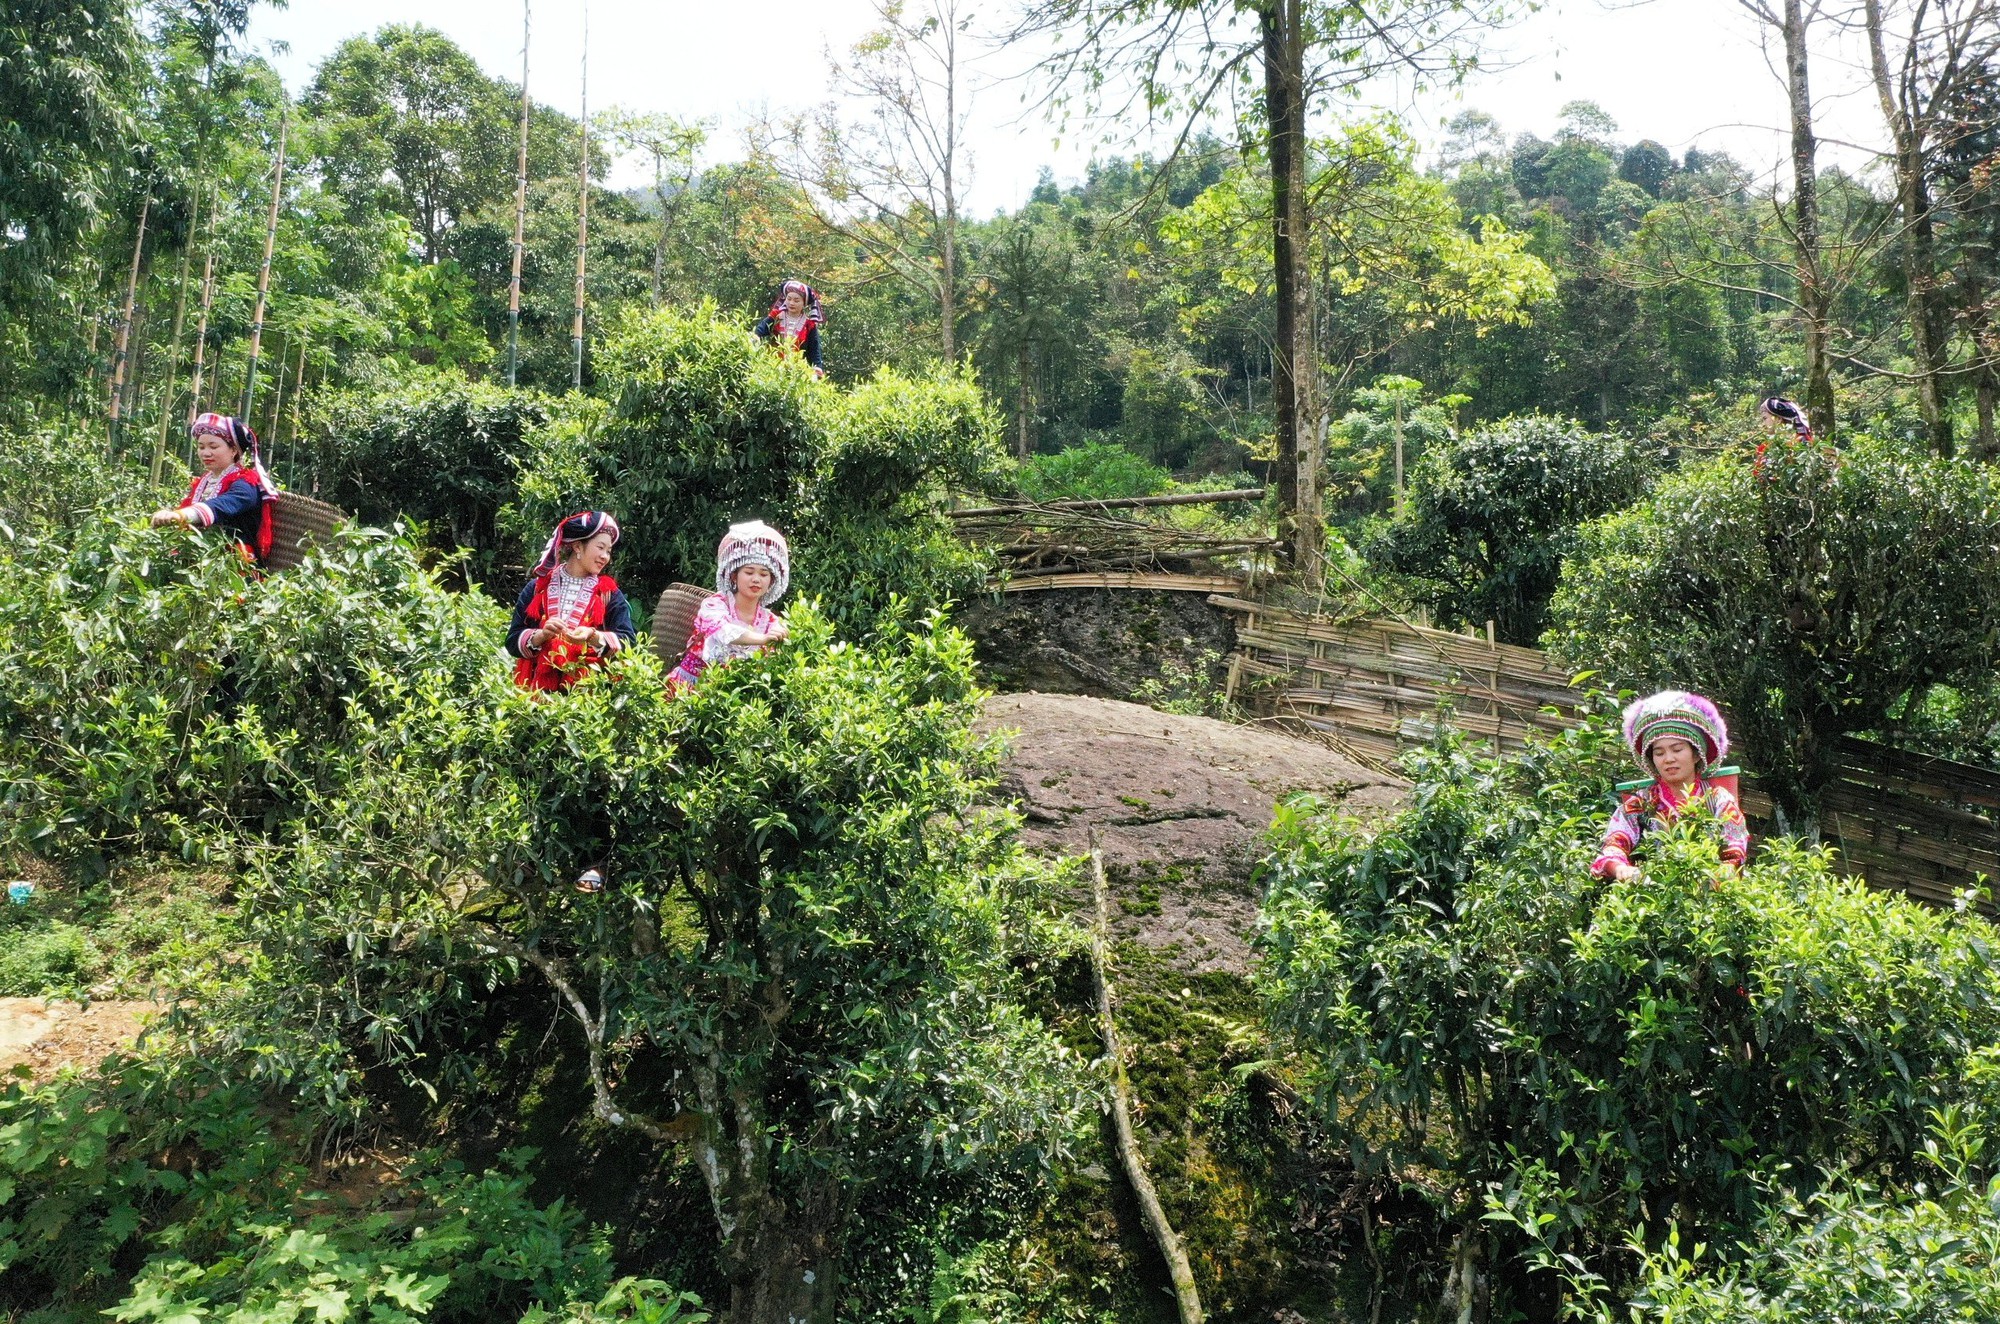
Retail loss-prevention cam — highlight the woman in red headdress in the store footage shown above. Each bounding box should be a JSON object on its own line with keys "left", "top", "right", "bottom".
{"left": 149, "top": 412, "right": 279, "bottom": 565}
{"left": 506, "top": 510, "right": 635, "bottom": 693}
{"left": 754, "top": 279, "right": 825, "bottom": 376}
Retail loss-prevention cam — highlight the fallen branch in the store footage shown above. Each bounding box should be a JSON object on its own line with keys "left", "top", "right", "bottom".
{"left": 1090, "top": 844, "right": 1204, "bottom": 1324}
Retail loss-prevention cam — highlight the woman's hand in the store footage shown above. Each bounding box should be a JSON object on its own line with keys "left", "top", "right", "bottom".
{"left": 1612, "top": 863, "right": 1643, "bottom": 883}
{"left": 767, "top": 616, "right": 789, "bottom": 642}
{"left": 149, "top": 508, "right": 187, "bottom": 528}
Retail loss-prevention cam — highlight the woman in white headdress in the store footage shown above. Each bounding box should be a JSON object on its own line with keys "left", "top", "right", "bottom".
{"left": 667, "top": 520, "right": 791, "bottom": 692}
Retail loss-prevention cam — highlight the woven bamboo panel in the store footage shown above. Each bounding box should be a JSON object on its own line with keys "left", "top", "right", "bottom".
{"left": 997, "top": 571, "right": 1244, "bottom": 594}
{"left": 651, "top": 583, "right": 709, "bottom": 666}
{"left": 1222, "top": 597, "right": 1997, "bottom": 912}
{"left": 265, "top": 492, "right": 347, "bottom": 572}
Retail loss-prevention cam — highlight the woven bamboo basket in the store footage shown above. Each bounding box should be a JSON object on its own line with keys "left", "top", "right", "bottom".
{"left": 264, "top": 492, "right": 347, "bottom": 572}
{"left": 651, "top": 583, "right": 711, "bottom": 666}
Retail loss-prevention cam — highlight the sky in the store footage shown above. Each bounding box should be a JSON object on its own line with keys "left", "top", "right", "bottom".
{"left": 246, "top": 0, "right": 1896, "bottom": 215}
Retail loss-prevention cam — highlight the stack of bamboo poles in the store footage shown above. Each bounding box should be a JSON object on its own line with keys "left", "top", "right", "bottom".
{"left": 1216, "top": 595, "right": 1998, "bottom": 911}
{"left": 951, "top": 489, "right": 1278, "bottom": 586}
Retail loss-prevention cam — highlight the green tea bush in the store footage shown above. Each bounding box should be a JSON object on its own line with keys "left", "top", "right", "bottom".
{"left": 1611, "top": 1109, "right": 2000, "bottom": 1322}
{"left": 1366, "top": 414, "right": 1652, "bottom": 644}
{"left": 511, "top": 306, "right": 1003, "bottom": 630}
{"left": 0, "top": 919, "right": 98, "bottom": 995}
{"left": 1257, "top": 723, "right": 2000, "bottom": 1314}
{"left": 0, "top": 418, "right": 157, "bottom": 541}
{"left": 0, "top": 517, "right": 504, "bottom": 875}
{"left": 300, "top": 369, "right": 553, "bottom": 589}
{"left": 1548, "top": 437, "right": 2000, "bottom": 824}
{"left": 216, "top": 604, "right": 1091, "bottom": 1322}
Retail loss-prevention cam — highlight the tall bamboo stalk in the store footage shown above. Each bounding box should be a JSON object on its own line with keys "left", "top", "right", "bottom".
{"left": 187, "top": 187, "right": 221, "bottom": 427}
{"left": 265, "top": 330, "right": 288, "bottom": 469}
{"left": 507, "top": 0, "right": 532, "bottom": 386}
{"left": 239, "top": 104, "right": 289, "bottom": 419}
{"left": 570, "top": 0, "right": 589, "bottom": 391}
{"left": 151, "top": 184, "right": 206, "bottom": 485}
{"left": 107, "top": 184, "right": 153, "bottom": 452}
{"left": 288, "top": 334, "right": 309, "bottom": 484}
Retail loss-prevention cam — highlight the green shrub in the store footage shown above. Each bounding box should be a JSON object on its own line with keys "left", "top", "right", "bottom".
{"left": 0, "top": 1053, "right": 703, "bottom": 1322}
{"left": 299, "top": 369, "right": 552, "bottom": 588}
{"left": 1609, "top": 1109, "right": 2000, "bottom": 1323}
{"left": 0, "top": 920, "right": 98, "bottom": 995}
{"left": 1547, "top": 437, "right": 2000, "bottom": 824}
{"left": 0, "top": 517, "right": 504, "bottom": 875}
{"left": 1015, "top": 441, "right": 1170, "bottom": 502}
{"left": 0, "top": 418, "right": 158, "bottom": 541}
{"left": 1366, "top": 413, "right": 1652, "bottom": 644}
{"left": 1257, "top": 722, "right": 2000, "bottom": 1313}
{"left": 512, "top": 306, "right": 1003, "bottom": 629}
{"left": 220, "top": 603, "right": 1092, "bottom": 1322}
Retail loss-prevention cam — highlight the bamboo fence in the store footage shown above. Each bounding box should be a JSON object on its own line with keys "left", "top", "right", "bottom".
{"left": 1213, "top": 595, "right": 1998, "bottom": 910}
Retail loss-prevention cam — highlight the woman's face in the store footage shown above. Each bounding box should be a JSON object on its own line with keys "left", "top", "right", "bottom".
{"left": 196, "top": 434, "right": 239, "bottom": 473}
{"left": 735, "top": 564, "right": 774, "bottom": 600}
{"left": 564, "top": 529, "right": 617, "bottom": 576}
{"left": 1649, "top": 736, "right": 1700, "bottom": 785}
{"left": 784, "top": 289, "right": 806, "bottom": 315}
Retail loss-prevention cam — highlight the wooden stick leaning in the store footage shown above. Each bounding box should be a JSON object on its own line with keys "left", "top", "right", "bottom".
{"left": 1090, "top": 843, "right": 1204, "bottom": 1324}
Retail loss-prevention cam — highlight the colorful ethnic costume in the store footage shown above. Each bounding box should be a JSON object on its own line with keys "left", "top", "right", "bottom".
{"left": 1592, "top": 690, "right": 1751, "bottom": 879}
{"left": 1753, "top": 396, "right": 1819, "bottom": 479}
{"left": 181, "top": 413, "right": 279, "bottom": 565}
{"left": 506, "top": 511, "right": 635, "bottom": 693}
{"left": 754, "top": 280, "right": 825, "bottom": 374}
{"left": 668, "top": 521, "right": 790, "bottom": 691}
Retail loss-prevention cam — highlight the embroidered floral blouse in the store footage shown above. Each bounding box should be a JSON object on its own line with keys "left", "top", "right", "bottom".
{"left": 1593, "top": 778, "right": 1751, "bottom": 878}
{"left": 668, "top": 592, "right": 777, "bottom": 688}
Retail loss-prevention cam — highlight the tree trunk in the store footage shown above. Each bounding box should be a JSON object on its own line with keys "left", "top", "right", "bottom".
{"left": 939, "top": 13, "right": 959, "bottom": 362}
{"left": 1779, "top": 0, "right": 1838, "bottom": 440}
{"left": 690, "top": 1062, "right": 843, "bottom": 1324}
{"left": 1863, "top": 0, "right": 1955, "bottom": 457}
{"left": 1016, "top": 341, "right": 1034, "bottom": 459}
{"left": 1262, "top": 0, "right": 1315, "bottom": 570}
{"left": 1976, "top": 365, "right": 1998, "bottom": 460}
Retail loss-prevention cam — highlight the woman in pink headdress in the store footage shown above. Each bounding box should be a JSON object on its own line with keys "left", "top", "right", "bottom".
{"left": 1593, "top": 690, "right": 1750, "bottom": 882}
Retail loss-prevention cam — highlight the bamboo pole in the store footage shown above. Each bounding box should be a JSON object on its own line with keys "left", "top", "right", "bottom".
{"left": 1089, "top": 846, "right": 1204, "bottom": 1324}
{"left": 239, "top": 103, "right": 289, "bottom": 419}
{"left": 151, "top": 183, "right": 207, "bottom": 485}
{"left": 570, "top": 0, "right": 588, "bottom": 391}
{"left": 107, "top": 184, "right": 153, "bottom": 453}
{"left": 265, "top": 329, "right": 288, "bottom": 469}
{"left": 187, "top": 187, "right": 221, "bottom": 426}
{"left": 507, "top": 0, "right": 531, "bottom": 386}
{"left": 288, "top": 334, "right": 308, "bottom": 456}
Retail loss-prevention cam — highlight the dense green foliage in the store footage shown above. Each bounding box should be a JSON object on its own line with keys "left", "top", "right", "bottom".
{"left": 1258, "top": 724, "right": 2000, "bottom": 1312}
{"left": 1548, "top": 437, "right": 2000, "bottom": 821}
{"left": 512, "top": 305, "right": 1001, "bottom": 626}
{"left": 0, "top": 1054, "right": 706, "bottom": 1322}
{"left": 1367, "top": 414, "right": 1654, "bottom": 643}
{"left": 0, "top": 518, "right": 499, "bottom": 876}
{"left": 300, "top": 371, "right": 552, "bottom": 586}
{"left": 1015, "top": 441, "right": 1172, "bottom": 502}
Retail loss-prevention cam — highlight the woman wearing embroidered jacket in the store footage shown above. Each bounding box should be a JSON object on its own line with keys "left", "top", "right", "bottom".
{"left": 1593, "top": 690, "right": 1751, "bottom": 882}
{"left": 507, "top": 510, "right": 636, "bottom": 693}
{"left": 668, "top": 521, "right": 790, "bottom": 692}
{"left": 754, "top": 280, "right": 824, "bottom": 375}
{"left": 149, "top": 413, "right": 279, "bottom": 564}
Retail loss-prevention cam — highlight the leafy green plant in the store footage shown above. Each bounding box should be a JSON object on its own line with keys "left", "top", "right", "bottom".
{"left": 1606, "top": 1109, "right": 2000, "bottom": 1323}
{"left": 1257, "top": 721, "right": 2000, "bottom": 1315}
{"left": 1014, "top": 442, "right": 1170, "bottom": 502}
{"left": 1366, "top": 413, "right": 1652, "bottom": 643}
{"left": 0, "top": 517, "right": 503, "bottom": 875}
{"left": 215, "top": 602, "right": 1093, "bottom": 1324}
{"left": 300, "top": 369, "right": 552, "bottom": 588}
{"left": 0, "top": 919, "right": 99, "bottom": 996}
{"left": 511, "top": 305, "right": 1002, "bottom": 629}
{"left": 1548, "top": 436, "right": 2000, "bottom": 825}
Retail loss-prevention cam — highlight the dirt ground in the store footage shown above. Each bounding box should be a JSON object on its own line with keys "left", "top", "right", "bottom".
{"left": 982, "top": 692, "right": 1406, "bottom": 974}
{"left": 0, "top": 997, "right": 157, "bottom": 1083}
